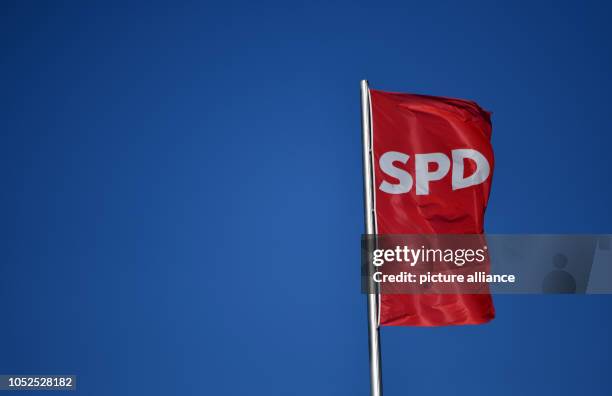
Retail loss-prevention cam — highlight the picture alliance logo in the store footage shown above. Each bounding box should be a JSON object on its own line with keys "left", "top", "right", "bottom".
{"left": 378, "top": 149, "right": 491, "bottom": 195}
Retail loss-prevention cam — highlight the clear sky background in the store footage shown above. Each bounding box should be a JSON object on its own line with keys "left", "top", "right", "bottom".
{"left": 1, "top": 1, "right": 611, "bottom": 395}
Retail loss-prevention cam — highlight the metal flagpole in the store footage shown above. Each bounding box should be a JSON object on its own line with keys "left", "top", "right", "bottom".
{"left": 360, "top": 79, "right": 383, "bottom": 396}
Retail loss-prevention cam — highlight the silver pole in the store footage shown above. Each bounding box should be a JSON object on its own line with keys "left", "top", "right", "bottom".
{"left": 360, "top": 80, "right": 382, "bottom": 396}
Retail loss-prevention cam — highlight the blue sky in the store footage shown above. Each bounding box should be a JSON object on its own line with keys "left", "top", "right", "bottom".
{"left": 1, "top": 1, "right": 611, "bottom": 395}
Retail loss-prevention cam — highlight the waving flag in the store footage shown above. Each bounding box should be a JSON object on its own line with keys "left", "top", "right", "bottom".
{"left": 369, "top": 89, "right": 495, "bottom": 327}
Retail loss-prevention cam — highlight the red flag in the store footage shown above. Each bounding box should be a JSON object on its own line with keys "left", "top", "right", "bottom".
{"left": 370, "top": 89, "right": 495, "bottom": 326}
